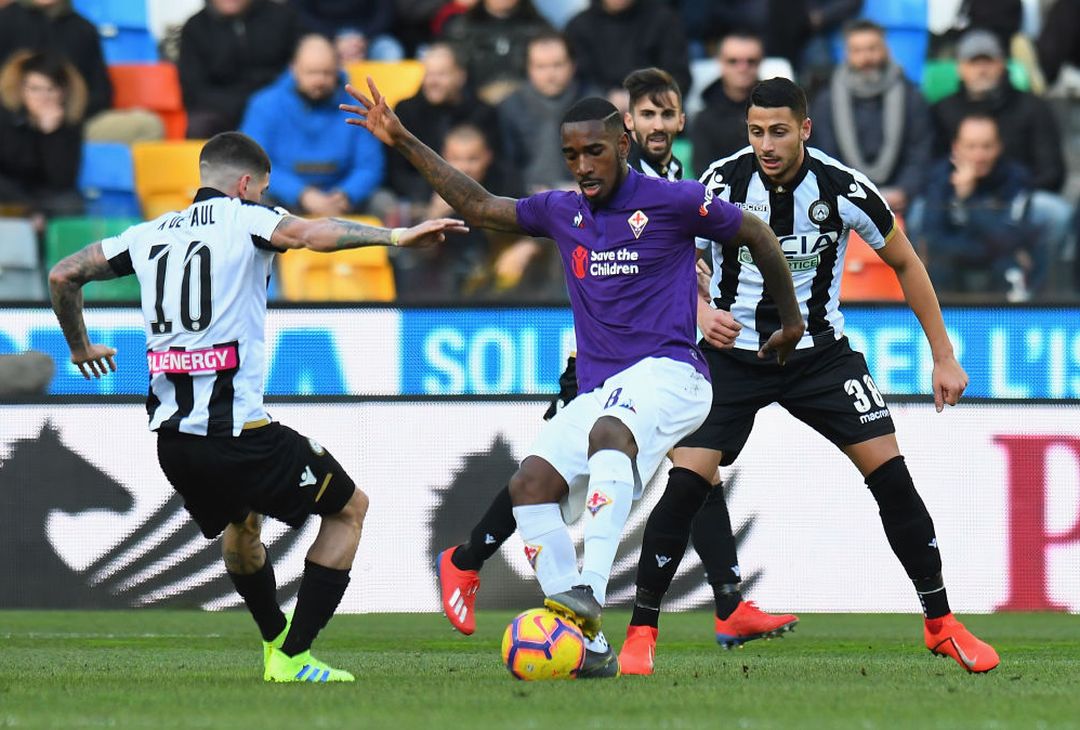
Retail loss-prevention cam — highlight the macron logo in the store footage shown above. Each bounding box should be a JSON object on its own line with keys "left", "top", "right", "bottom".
{"left": 655, "top": 555, "right": 672, "bottom": 568}
{"left": 299, "top": 466, "right": 316, "bottom": 487}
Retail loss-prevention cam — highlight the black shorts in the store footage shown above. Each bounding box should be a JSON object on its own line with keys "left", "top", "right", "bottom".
{"left": 156, "top": 422, "right": 356, "bottom": 539}
{"left": 678, "top": 337, "right": 896, "bottom": 465}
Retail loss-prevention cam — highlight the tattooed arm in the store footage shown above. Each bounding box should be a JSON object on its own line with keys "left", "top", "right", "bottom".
{"left": 270, "top": 214, "right": 468, "bottom": 252}
{"left": 48, "top": 242, "right": 119, "bottom": 379}
{"left": 341, "top": 82, "right": 524, "bottom": 234}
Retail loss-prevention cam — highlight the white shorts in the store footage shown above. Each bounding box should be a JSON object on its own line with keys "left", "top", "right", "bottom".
{"left": 526, "top": 357, "right": 711, "bottom": 523}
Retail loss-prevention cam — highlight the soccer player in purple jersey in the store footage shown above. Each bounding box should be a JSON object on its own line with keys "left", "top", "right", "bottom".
{"left": 342, "top": 79, "right": 804, "bottom": 677}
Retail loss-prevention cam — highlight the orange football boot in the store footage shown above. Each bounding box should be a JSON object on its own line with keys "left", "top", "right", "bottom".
{"left": 435, "top": 547, "right": 480, "bottom": 635}
{"left": 924, "top": 613, "right": 1000, "bottom": 673}
{"left": 714, "top": 601, "right": 798, "bottom": 649}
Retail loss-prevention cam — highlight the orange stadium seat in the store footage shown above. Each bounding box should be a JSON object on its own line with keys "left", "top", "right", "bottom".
{"left": 109, "top": 62, "right": 187, "bottom": 139}
{"left": 131, "top": 139, "right": 204, "bottom": 219}
{"left": 278, "top": 216, "right": 396, "bottom": 301}
{"left": 840, "top": 218, "right": 905, "bottom": 302}
{"left": 345, "top": 60, "right": 425, "bottom": 108}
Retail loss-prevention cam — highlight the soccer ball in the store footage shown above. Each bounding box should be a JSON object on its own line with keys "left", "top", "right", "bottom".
{"left": 501, "top": 608, "right": 586, "bottom": 680}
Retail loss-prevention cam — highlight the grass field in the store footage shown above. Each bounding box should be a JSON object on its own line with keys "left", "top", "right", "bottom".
{"left": 2, "top": 610, "right": 1078, "bottom": 729}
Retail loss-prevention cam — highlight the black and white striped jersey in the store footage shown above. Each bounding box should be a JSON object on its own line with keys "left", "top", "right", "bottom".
{"left": 100, "top": 188, "right": 286, "bottom": 437}
{"left": 696, "top": 146, "right": 897, "bottom": 351}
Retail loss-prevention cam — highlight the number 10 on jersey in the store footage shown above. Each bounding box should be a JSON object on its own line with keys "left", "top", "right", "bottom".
{"left": 149, "top": 241, "right": 213, "bottom": 335}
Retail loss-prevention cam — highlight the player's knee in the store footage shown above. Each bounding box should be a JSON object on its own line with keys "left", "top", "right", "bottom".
{"left": 508, "top": 467, "right": 556, "bottom": 506}
{"left": 656, "top": 467, "right": 711, "bottom": 521}
{"left": 865, "top": 455, "right": 927, "bottom": 519}
{"left": 588, "top": 416, "right": 637, "bottom": 458}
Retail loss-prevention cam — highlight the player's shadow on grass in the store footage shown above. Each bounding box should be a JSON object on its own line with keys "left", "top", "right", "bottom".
{"left": 427, "top": 436, "right": 759, "bottom": 611}
{"left": 0, "top": 423, "right": 305, "bottom": 608}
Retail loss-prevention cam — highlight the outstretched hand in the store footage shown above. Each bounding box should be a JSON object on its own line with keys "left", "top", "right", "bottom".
{"left": 72, "top": 343, "right": 117, "bottom": 380}
{"left": 397, "top": 218, "right": 470, "bottom": 248}
{"left": 341, "top": 79, "right": 406, "bottom": 147}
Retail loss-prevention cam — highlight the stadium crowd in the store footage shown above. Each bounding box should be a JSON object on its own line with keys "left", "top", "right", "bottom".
{"left": 0, "top": 0, "right": 1079, "bottom": 303}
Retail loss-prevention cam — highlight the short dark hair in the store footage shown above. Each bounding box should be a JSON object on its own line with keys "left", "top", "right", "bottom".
{"left": 526, "top": 30, "right": 574, "bottom": 64}
{"left": 955, "top": 112, "right": 1000, "bottom": 140}
{"left": 200, "top": 132, "right": 271, "bottom": 176}
{"left": 748, "top": 77, "right": 807, "bottom": 120}
{"left": 561, "top": 97, "right": 624, "bottom": 136}
{"left": 843, "top": 18, "right": 886, "bottom": 37}
{"left": 623, "top": 67, "right": 682, "bottom": 111}
{"left": 425, "top": 41, "right": 466, "bottom": 71}
{"left": 718, "top": 31, "right": 764, "bottom": 51}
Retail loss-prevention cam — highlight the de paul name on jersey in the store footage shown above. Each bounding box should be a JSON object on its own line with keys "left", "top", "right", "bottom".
{"left": 698, "top": 147, "right": 896, "bottom": 352}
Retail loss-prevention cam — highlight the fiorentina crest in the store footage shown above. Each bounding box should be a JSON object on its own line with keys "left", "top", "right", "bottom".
{"left": 586, "top": 490, "right": 612, "bottom": 516}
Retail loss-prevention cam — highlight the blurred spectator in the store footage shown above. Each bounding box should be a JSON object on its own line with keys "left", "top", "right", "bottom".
{"left": 810, "top": 20, "right": 931, "bottom": 215}
{"left": 291, "top": 0, "right": 405, "bottom": 61}
{"left": 240, "top": 35, "right": 384, "bottom": 215}
{"left": 932, "top": 30, "right": 1063, "bottom": 192}
{"left": 498, "top": 31, "right": 589, "bottom": 193}
{"left": 394, "top": 124, "right": 545, "bottom": 300}
{"left": 931, "top": 29, "right": 1072, "bottom": 283}
{"left": 564, "top": 1, "right": 690, "bottom": 103}
{"left": 442, "top": 0, "right": 552, "bottom": 104}
{"left": 623, "top": 67, "right": 684, "bottom": 180}
{"left": 0, "top": 50, "right": 84, "bottom": 222}
{"left": 385, "top": 42, "right": 500, "bottom": 205}
{"left": 1037, "top": 0, "right": 1080, "bottom": 86}
{"left": 920, "top": 115, "right": 1033, "bottom": 299}
{"left": 16, "top": 0, "right": 163, "bottom": 142}
{"left": 689, "top": 32, "right": 762, "bottom": 174}
{"left": 180, "top": 0, "right": 302, "bottom": 138}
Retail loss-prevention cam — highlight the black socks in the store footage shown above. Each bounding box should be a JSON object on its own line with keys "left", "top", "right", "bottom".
{"left": 865, "top": 455, "right": 950, "bottom": 619}
{"left": 280, "top": 560, "right": 351, "bottom": 657}
{"left": 631, "top": 468, "right": 711, "bottom": 627}
{"left": 227, "top": 555, "right": 286, "bottom": 642}
{"left": 451, "top": 484, "right": 516, "bottom": 571}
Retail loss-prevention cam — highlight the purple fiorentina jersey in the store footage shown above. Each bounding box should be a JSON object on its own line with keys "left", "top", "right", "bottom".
{"left": 516, "top": 167, "right": 743, "bottom": 393}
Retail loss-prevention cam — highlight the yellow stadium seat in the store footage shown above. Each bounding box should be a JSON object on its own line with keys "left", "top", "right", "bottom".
{"left": 345, "top": 60, "right": 425, "bottom": 109}
{"left": 278, "top": 215, "right": 396, "bottom": 301}
{"left": 131, "top": 139, "right": 205, "bottom": 219}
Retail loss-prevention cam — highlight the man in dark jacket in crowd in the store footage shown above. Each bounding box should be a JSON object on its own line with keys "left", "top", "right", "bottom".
{"left": 180, "top": 0, "right": 302, "bottom": 138}
{"left": 564, "top": 0, "right": 689, "bottom": 102}
{"left": 921, "top": 114, "right": 1034, "bottom": 299}
{"left": 810, "top": 19, "right": 932, "bottom": 215}
{"left": 931, "top": 29, "right": 1063, "bottom": 192}
{"left": 387, "top": 42, "right": 500, "bottom": 203}
{"left": 498, "top": 31, "right": 589, "bottom": 193}
{"left": 689, "top": 32, "right": 763, "bottom": 174}
{"left": 930, "top": 28, "right": 1072, "bottom": 293}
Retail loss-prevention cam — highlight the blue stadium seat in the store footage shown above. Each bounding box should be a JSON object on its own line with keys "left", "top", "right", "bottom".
{"left": 861, "top": 0, "right": 928, "bottom": 30}
{"left": 79, "top": 141, "right": 142, "bottom": 218}
{"left": 72, "top": 0, "right": 149, "bottom": 31}
{"left": 100, "top": 28, "right": 158, "bottom": 64}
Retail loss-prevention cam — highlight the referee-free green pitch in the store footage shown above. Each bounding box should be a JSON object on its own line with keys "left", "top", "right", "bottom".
{"left": 1, "top": 610, "right": 1076, "bottom": 729}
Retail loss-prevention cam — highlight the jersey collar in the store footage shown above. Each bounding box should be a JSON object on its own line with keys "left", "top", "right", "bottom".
{"left": 193, "top": 187, "right": 228, "bottom": 203}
